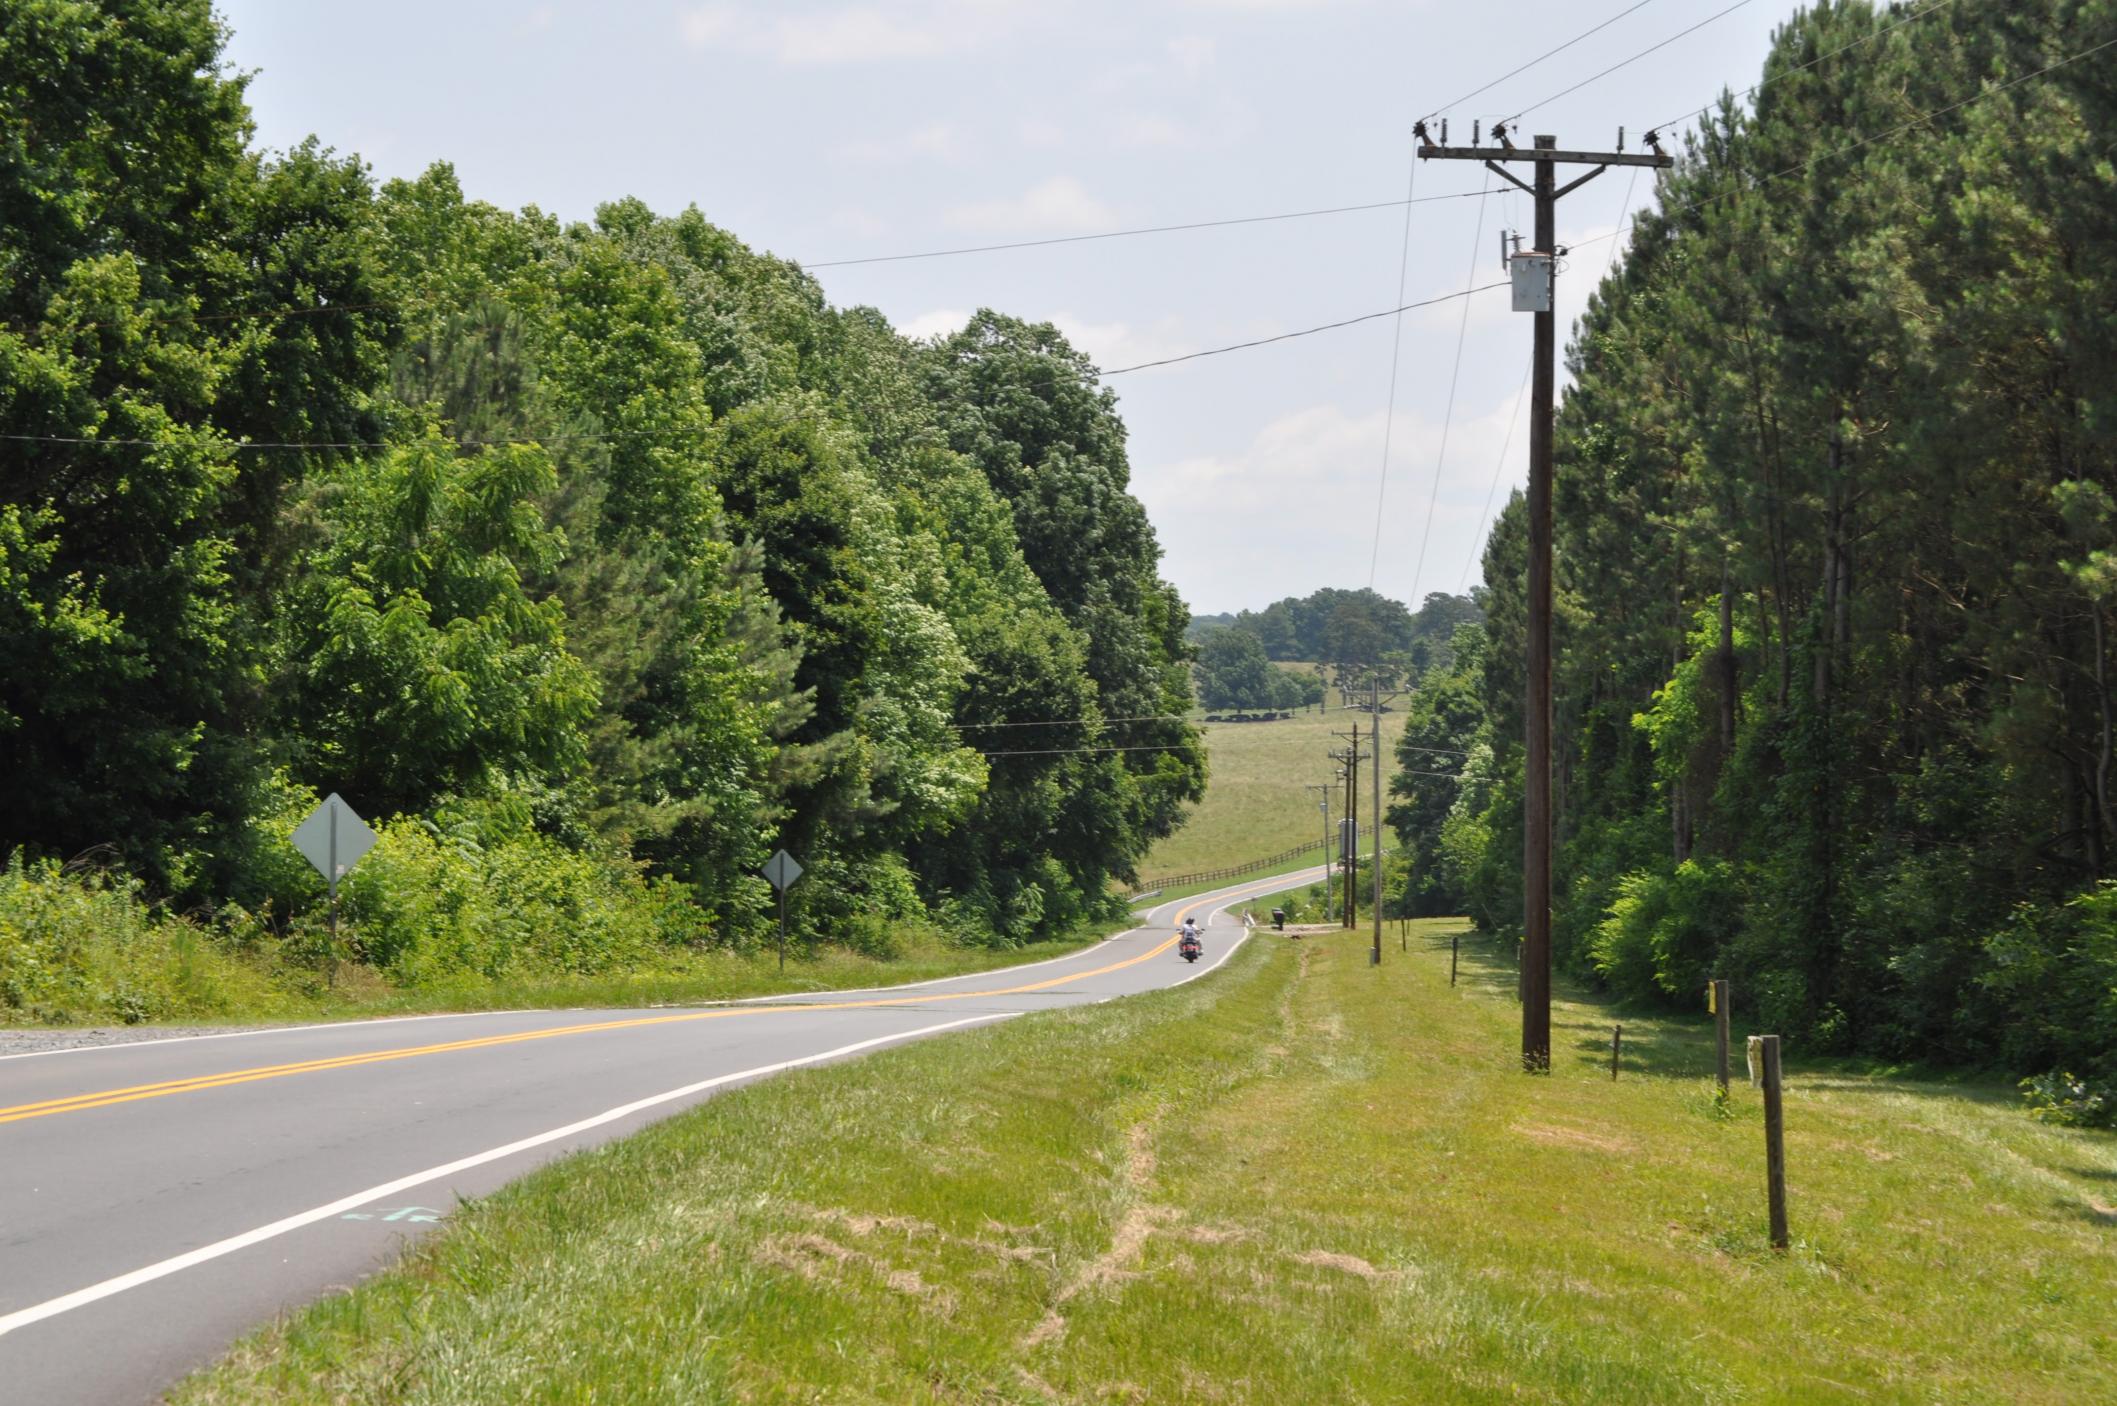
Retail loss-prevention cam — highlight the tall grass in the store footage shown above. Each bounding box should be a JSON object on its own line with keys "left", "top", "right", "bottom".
{"left": 0, "top": 847, "right": 1114, "bottom": 1029}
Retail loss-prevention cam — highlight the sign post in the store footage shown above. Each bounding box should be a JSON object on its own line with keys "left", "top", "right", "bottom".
{"left": 761, "top": 849, "right": 804, "bottom": 971}
{"left": 291, "top": 793, "right": 378, "bottom": 987}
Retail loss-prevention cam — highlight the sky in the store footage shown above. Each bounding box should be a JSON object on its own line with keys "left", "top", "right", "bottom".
{"left": 214, "top": 0, "right": 1800, "bottom": 616}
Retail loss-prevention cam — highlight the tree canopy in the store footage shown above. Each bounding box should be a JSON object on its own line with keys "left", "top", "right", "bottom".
{"left": 0, "top": 0, "right": 1203, "bottom": 960}
{"left": 1389, "top": 0, "right": 2117, "bottom": 1103}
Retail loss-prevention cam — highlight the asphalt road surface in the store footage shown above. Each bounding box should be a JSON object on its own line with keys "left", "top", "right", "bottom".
{"left": 0, "top": 866, "right": 1323, "bottom": 1404}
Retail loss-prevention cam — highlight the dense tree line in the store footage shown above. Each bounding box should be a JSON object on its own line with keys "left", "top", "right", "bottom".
{"left": 1193, "top": 627, "right": 1324, "bottom": 714}
{"left": 0, "top": 0, "right": 1202, "bottom": 988}
{"left": 1194, "top": 586, "right": 1481, "bottom": 699}
{"left": 1389, "top": 0, "right": 2117, "bottom": 1111}
{"left": 1191, "top": 586, "right": 1481, "bottom": 713}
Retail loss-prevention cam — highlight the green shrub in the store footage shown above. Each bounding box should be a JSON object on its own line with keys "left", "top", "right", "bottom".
{"left": 2019, "top": 1071, "right": 2114, "bottom": 1128}
{"left": 1588, "top": 859, "right": 1740, "bottom": 1006}
{"left": 1981, "top": 880, "right": 2117, "bottom": 1088}
{"left": 340, "top": 808, "right": 714, "bottom": 986}
{"left": 0, "top": 852, "right": 289, "bottom": 1024}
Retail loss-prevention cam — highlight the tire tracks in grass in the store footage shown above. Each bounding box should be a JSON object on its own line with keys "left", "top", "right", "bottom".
{"left": 1020, "top": 935, "right": 1323, "bottom": 1352}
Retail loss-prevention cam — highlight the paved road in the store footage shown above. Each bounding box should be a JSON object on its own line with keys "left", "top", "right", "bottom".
{"left": 0, "top": 867, "right": 1320, "bottom": 1404}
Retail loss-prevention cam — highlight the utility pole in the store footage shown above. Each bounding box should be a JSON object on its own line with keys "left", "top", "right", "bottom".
{"left": 1333, "top": 727, "right": 1364, "bottom": 930}
{"left": 1371, "top": 673, "right": 1384, "bottom": 966}
{"left": 1305, "top": 782, "right": 1334, "bottom": 914}
{"left": 1365, "top": 671, "right": 1402, "bottom": 967}
{"left": 1416, "top": 123, "right": 1669, "bottom": 1072}
{"left": 1330, "top": 757, "right": 1352, "bottom": 923}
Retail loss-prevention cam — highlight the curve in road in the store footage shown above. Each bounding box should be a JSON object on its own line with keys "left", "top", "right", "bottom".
{"left": 0, "top": 865, "right": 1324, "bottom": 1405}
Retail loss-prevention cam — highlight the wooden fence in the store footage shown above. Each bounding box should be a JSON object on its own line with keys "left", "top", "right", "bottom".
{"left": 1126, "top": 824, "right": 1380, "bottom": 901}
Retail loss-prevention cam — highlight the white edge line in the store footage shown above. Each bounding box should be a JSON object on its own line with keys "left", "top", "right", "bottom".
{"left": 0, "top": 1011, "right": 1018, "bottom": 1338}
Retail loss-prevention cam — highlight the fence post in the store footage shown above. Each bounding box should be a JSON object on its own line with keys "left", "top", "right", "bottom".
{"left": 1713, "top": 979, "right": 1731, "bottom": 1092}
{"left": 1611, "top": 1025, "right": 1622, "bottom": 1081}
{"left": 1449, "top": 934, "right": 1459, "bottom": 986}
{"left": 1761, "top": 1034, "right": 1788, "bottom": 1250}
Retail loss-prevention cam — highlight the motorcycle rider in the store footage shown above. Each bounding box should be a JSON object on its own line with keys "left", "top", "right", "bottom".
{"left": 1180, "top": 916, "right": 1201, "bottom": 950}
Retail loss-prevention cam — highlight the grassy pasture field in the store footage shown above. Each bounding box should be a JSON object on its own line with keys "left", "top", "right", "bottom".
{"left": 181, "top": 921, "right": 2117, "bottom": 1404}
{"left": 1140, "top": 673, "right": 1403, "bottom": 880}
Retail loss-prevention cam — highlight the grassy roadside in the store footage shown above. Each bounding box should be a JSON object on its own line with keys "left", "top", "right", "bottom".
{"left": 0, "top": 921, "right": 1124, "bottom": 1035}
{"left": 180, "top": 921, "right": 2117, "bottom": 1404}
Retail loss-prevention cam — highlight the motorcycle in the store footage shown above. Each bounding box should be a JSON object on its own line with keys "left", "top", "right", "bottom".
{"left": 1178, "top": 932, "right": 1202, "bottom": 963}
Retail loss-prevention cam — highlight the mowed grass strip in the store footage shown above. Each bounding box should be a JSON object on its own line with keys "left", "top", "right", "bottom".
{"left": 179, "top": 923, "right": 2117, "bottom": 1405}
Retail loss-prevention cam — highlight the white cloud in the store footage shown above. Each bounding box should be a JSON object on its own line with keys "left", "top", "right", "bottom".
{"left": 1048, "top": 313, "right": 1191, "bottom": 371}
{"left": 1167, "top": 35, "right": 1216, "bottom": 78}
{"left": 897, "top": 308, "right": 970, "bottom": 341}
{"left": 520, "top": 4, "right": 557, "bottom": 35}
{"left": 893, "top": 308, "right": 1184, "bottom": 365}
{"left": 840, "top": 122, "right": 972, "bottom": 164}
{"left": 1114, "top": 113, "right": 1193, "bottom": 149}
{"left": 943, "top": 176, "right": 1118, "bottom": 234}
{"left": 1136, "top": 391, "right": 1529, "bottom": 613}
{"left": 1017, "top": 119, "right": 1068, "bottom": 151}
{"left": 825, "top": 206, "right": 889, "bottom": 238}
{"left": 679, "top": 2, "right": 1031, "bottom": 66}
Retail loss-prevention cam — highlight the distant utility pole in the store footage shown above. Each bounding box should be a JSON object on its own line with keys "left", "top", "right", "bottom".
{"left": 1332, "top": 727, "right": 1365, "bottom": 930}
{"left": 1367, "top": 671, "right": 1402, "bottom": 968}
{"left": 1329, "top": 758, "right": 1351, "bottom": 923}
{"left": 1416, "top": 123, "right": 1670, "bottom": 1072}
{"left": 1305, "top": 782, "right": 1335, "bottom": 913}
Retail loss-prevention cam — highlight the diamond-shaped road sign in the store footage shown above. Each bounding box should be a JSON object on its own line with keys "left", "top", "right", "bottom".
{"left": 291, "top": 793, "right": 378, "bottom": 888}
{"left": 761, "top": 849, "right": 803, "bottom": 893}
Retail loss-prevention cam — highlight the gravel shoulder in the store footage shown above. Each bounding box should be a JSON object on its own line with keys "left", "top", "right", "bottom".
{"left": 0, "top": 1024, "right": 274, "bottom": 1058}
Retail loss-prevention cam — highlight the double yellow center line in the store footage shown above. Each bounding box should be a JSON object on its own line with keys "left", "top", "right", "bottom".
{"left": 1, "top": 875, "right": 1297, "bottom": 1128}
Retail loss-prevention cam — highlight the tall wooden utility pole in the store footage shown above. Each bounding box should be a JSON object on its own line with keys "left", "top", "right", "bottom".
{"left": 1415, "top": 124, "right": 1669, "bottom": 1071}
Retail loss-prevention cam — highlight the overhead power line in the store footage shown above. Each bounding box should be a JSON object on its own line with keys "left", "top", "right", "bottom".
{"left": 1098, "top": 282, "right": 1508, "bottom": 377}
{"left": 975, "top": 743, "right": 1202, "bottom": 759}
{"left": 1458, "top": 354, "right": 1533, "bottom": 594}
{"left": 1457, "top": 25, "right": 2104, "bottom": 593}
{"left": 1644, "top": 0, "right": 1960, "bottom": 137}
{"left": 1418, "top": 0, "right": 1666, "bottom": 123}
{"left": 0, "top": 281, "right": 1514, "bottom": 454}
{"left": 1405, "top": 173, "right": 1493, "bottom": 607}
{"left": 1567, "top": 29, "right": 2117, "bottom": 258}
{"left": 804, "top": 189, "right": 1503, "bottom": 269}
{"left": 4, "top": 189, "right": 1512, "bottom": 341}
{"left": 1365, "top": 153, "right": 1421, "bottom": 589}
{"left": 1504, "top": 0, "right": 1757, "bottom": 124}
{"left": 951, "top": 713, "right": 1192, "bottom": 730}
